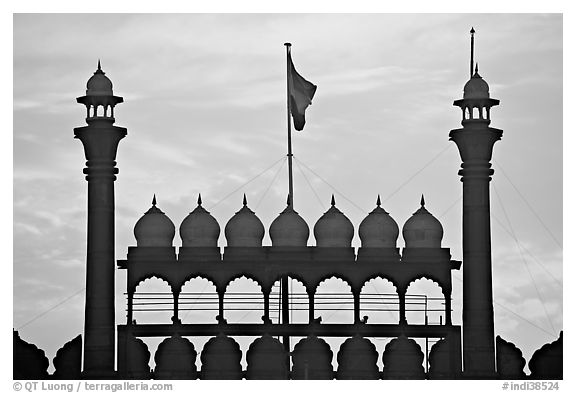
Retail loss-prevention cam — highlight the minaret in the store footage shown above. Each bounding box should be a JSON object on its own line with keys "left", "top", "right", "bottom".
{"left": 75, "top": 61, "right": 126, "bottom": 377}
{"left": 450, "top": 29, "right": 502, "bottom": 378}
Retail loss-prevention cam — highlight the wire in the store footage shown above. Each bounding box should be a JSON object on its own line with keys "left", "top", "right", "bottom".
{"left": 382, "top": 144, "right": 452, "bottom": 204}
{"left": 491, "top": 213, "right": 562, "bottom": 285}
{"left": 294, "top": 157, "right": 368, "bottom": 214}
{"left": 207, "top": 155, "right": 286, "bottom": 210}
{"left": 493, "top": 185, "right": 557, "bottom": 336}
{"left": 494, "top": 161, "right": 562, "bottom": 249}
{"left": 16, "top": 287, "right": 86, "bottom": 330}
{"left": 255, "top": 157, "right": 287, "bottom": 209}
{"left": 294, "top": 158, "right": 324, "bottom": 209}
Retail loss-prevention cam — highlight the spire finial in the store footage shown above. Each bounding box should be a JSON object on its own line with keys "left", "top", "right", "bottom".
{"left": 287, "top": 194, "right": 291, "bottom": 207}
{"left": 152, "top": 194, "right": 157, "bottom": 206}
{"left": 243, "top": 193, "right": 247, "bottom": 206}
{"left": 475, "top": 62, "right": 479, "bottom": 75}
{"left": 331, "top": 194, "right": 336, "bottom": 206}
{"left": 376, "top": 194, "right": 381, "bottom": 207}
{"left": 470, "top": 27, "right": 475, "bottom": 78}
{"left": 197, "top": 193, "right": 202, "bottom": 206}
{"left": 420, "top": 194, "right": 425, "bottom": 207}
{"left": 97, "top": 59, "right": 101, "bottom": 70}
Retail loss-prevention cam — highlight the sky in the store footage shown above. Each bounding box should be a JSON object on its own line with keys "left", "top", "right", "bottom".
{"left": 12, "top": 12, "right": 563, "bottom": 376}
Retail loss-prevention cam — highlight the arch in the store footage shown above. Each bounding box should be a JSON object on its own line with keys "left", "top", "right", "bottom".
{"left": 224, "top": 276, "right": 264, "bottom": 324}
{"left": 270, "top": 276, "right": 309, "bottom": 324}
{"left": 405, "top": 277, "right": 445, "bottom": 326}
{"left": 133, "top": 277, "right": 174, "bottom": 325}
{"left": 314, "top": 276, "right": 354, "bottom": 324}
{"left": 224, "top": 273, "right": 264, "bottom": 293}
{"left": 269, "top": 271, "right": 310, "bottom": 293}
{"left": 360, "top": 277, "right": 400, "bottom": 324}
{"left": 314, "top": 274, "right": 354, "bottom": 293}
{"left": 179, "top": 277, "right": 219, "bottom": 324}
{"left": 133, "top": 274, "right": 174, "bottom": 293}
{"left": 179, "top": 273, "right": 218, "bottom": 293}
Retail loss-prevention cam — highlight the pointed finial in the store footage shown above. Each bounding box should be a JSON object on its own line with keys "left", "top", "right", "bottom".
{"left": 470, "top": 27, "right": 475, "bottom": 35}
{"left": 331, "top": 194, "right": 336, "bottom": 206}
{"left": 420, "top": 194, "right": 425, "bottom": 207}
{"left": 97, "top": 59, "right": 101, "bottom": 70}
{"left": 287, "top": 194, "right": 291, "bottom": 207}
{"left": 470, "top": 27, "right": 475, "bottom": 78}
{"left": 197, "top": 193, "right": 202, "bottom": 206}
{"left": 152, "top": 194, "right": 157, "bottom": 206}
{"left": 243, "top": 193, "right": 247, "bottom": 206}
{"left": 475, "top": 62, "right": 479, "bottom": 75}
{"left": 376, "top": 194, "right": 381, "bottom": 207}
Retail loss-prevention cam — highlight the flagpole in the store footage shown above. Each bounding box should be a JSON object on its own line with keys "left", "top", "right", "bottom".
{"left": 285, "top": 42, "right": 294, "bottom": 207}
{"left": 282, "top": 42, "right": 292, "bottom": 352}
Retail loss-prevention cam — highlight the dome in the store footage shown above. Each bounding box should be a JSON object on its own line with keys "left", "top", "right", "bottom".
{"left": 402, "top": 195, "right": 443, "bottom": 248}
{"left": 179, "top": 194, "right": 220, "bottom": 247}
{"left": 358, "top": 195, "right": 399, "bottom": 247}
{"left": 269, "top": 197, "right": 309, "bottom": 247}
{"left": 86, "top": 61, "right": 113, "bottom": 96}
{"left": 463, "top": 66, "right": 490, "bottom": 99}
{"left": 314, "top": 195, "right": 354, "bottom": 247}
{"left": 224, "top": 194, "right": 265, "bottom": 247}
{"left": 134, "top": 195, "right": 176, "bottom": 247}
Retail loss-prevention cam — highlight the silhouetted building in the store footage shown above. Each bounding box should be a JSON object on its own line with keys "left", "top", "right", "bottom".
{"left": 13, "top": 30, "right": 563, "bottom": 380}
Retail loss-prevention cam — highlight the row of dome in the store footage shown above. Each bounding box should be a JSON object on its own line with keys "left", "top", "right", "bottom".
{"left": 134, "top": 194, "right": 444, "bottom": 249}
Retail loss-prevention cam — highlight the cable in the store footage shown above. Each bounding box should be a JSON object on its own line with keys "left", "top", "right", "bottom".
{"left": 494, "top": 161, "right": 562, "bottom": 249}
{"left": 294, "top": 157, "right": 368, "bottom": 214}
{"left": 493, "top": 185, "right": 557, "bottom": 336}
{"left": 255, "top": 158, "right": 287, "bottom": 209}
{"left": 207, "top": 155, "right": 286, "bottom": 210}
{"left": 16, "top": 287, "right": 85, "bottom": 330}
{"left": 382, "top": 144, "right": 452, "bottom": 204}
{"left": 294, "top": 158, "right": 324, "bottom": 209}
{"left": 491, "top": 214, "right": 562, "bottom": 285}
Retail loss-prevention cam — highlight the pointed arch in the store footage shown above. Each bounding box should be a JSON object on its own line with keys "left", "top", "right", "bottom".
{"left": 224, "top": 276, "right": 264, "bottom": 324}
{"left": 179, "top": 276, "right": 219, "bottom": 324}
{"left": 133, "top": 276, "right": 174, "bottom": 325}
{"left": 360, "top": 276, "right": 400, "bottom": 324}
{"left": 314, "top": 276, "right": 354, "bottom": 324}
{"left": 270, "top": 276, "right": 309, "bottom": 324}
{"left": 405, "top": 277, "right": 445, "bottom": 326}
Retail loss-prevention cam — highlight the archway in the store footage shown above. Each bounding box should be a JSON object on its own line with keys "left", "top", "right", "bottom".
{"left": 314, "top": 277, "right": 354, "bottom": 324}
{"left": 405, "top": 277, "right": 446, "bottom": 373}
{"left": 270, "top": 276, "right": 308, "bottom": 324}
{"left": 133, "top": 277, "right": 173, "bottom": 325}
{"left": 224, "top": 276, "right": 264, "bottom": 324}
{"left": 360, "top": 277, "right": 399, "bottom": 324}
{"left": 179, "top": 277, "right": 218, "bottom": 324}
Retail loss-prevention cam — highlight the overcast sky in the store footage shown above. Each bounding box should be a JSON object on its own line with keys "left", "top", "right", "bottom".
{"left": 12, "top": 13, "right": 562, "bottom": 374}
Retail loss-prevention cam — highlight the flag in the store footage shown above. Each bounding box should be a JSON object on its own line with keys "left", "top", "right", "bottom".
{"left": 288, "top": 53, "right": 317, "bottom": 131}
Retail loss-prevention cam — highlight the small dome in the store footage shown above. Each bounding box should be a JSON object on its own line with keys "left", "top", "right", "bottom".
{"left": 86, "top": 60, "right": 113, "bottom": 96}
{"left": 86, "top": 60, "right": 114, "bottom": 96}
{"left": 134, "top": 195, "right": 176, "bottom": 247}
{"left": 463, "top": 66, "right": 490, "bottom": 99}
{"left": 180, "top": 194, "right": 220, "bottom": 247}
{"left": 314, "top": 195, "right": 354, "bottom": 247}
{"left": 224, "top": 195, "right": 265, "bottom": 247}
{"left": 359, "top": 195, "right": 399, "bottom": 248}
{"left": 269, "top": 197, "right": 309, "bottom": 247}
{"left": 402, "top": 195, "right": 443, "bottom": 248}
